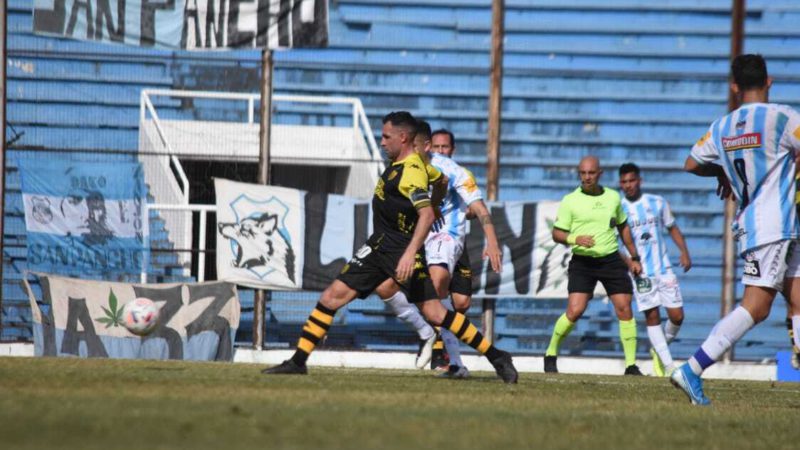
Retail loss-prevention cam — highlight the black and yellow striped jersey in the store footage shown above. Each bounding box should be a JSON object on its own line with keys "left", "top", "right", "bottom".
{"left": 372, "top": 152, "right": 443, "bottom": 252}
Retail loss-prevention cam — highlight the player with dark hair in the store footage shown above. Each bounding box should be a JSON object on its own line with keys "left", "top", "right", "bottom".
{"left": 544, "top": 156, "right": 644, "bottom": 375}
{"left": 263, "top": 111, "right": 518, "bottom": 383}
{"left": 618, "top": 162, "right": 691, "bottom": 376}
{"left": 674, "top": 54, "right": 800, "bottom": 405}
{"left": 375, "top": 124, "right": 503, "bottom": 379}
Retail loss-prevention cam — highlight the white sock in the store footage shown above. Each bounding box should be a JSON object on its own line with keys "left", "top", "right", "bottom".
{"left": 383, "top": 291, "right": 435, "bottom": 340}
{"left": 441, "top": 299, "right": 463, "bottom": 367}
{"left": 689, "top": 306, "right": 755, "bottom": 375}
{"left": 664, "top": 320, "right": 681, "bottom": 343}
{"left": 647, "top": 325, "right": 674, "bottom": 367}
{"left": 792, "top": 315, "right": 800, "bottom": 351}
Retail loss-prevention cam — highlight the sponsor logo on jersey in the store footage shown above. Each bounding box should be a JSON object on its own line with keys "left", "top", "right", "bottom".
{"left": 722, "top": 132, "right": 762, "bottom": 152}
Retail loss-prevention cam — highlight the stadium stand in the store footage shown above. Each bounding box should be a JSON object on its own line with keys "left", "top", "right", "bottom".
{"left": 4, "top": 0, "right": 800, "bottom": 361}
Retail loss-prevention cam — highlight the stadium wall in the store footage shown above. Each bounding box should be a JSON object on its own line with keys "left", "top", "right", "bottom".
{"left": 5, "top": 0, "right": 800, "bottom": 362}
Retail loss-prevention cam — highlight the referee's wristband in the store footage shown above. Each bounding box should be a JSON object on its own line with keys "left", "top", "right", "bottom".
{"left": 630, "top": 255, "right": 641, "bottom": 262}
{"left": 566, "top": 235, "right": 577, "bottom": 245}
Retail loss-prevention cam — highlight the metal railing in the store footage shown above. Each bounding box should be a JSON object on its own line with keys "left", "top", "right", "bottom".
{"left": 139, "top": 90, "right": 384, "bottom": 270}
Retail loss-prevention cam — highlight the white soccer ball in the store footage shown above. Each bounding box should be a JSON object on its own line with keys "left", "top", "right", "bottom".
{"left": 122, "top": 298, "right": 161, "bottom": 336}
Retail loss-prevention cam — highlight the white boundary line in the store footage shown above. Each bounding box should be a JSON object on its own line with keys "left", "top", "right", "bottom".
{"left": 0, "top": 343, "right": 778, "bottom": 381}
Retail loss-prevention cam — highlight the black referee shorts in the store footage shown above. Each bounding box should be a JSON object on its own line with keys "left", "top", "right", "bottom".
{"left": 449, "top": 249, "right": 473, "bottom": 296}
{"left": 336, "top": 237, "right": 438, "bottom": 303}
{"left": 568, "top": 253, "right": 633, "bottom": 296}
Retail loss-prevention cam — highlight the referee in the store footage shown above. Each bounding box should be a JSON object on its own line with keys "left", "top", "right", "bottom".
{"left": 544, "top": 156, "right": 644, "bottom": 375}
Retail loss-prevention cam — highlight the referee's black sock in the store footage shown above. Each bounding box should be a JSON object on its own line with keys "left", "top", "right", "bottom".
{"left": 291, "top": 302, "right": 336, "bottom": 366}
{"left": 441, "top": 310, "right": 503, "bottom": 362}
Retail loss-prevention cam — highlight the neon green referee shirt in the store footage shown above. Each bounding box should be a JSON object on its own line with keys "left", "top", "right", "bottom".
{"left": 553, "top": 186, "right": 627, "bottom": 258}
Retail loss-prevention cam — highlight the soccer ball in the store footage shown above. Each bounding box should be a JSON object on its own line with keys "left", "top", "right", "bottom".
{"left": 122, "top": 298, "right": 161, "bottom": 336}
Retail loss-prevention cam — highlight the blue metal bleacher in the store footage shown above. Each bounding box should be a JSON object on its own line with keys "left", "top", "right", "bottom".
{"left": 4, "top": 0, "right": 797, "bottom": 362}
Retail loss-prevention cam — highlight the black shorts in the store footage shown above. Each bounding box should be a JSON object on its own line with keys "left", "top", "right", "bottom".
{"left": 336, "top": 237, "right": 438, "bottom": 303}
{"left": 449, "top": 250, "right": 473, "bottom": 296}
{"left": 567, "top": 253, "right": 633, "bottom": 296}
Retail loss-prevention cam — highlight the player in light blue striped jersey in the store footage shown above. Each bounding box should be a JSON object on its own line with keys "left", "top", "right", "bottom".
{"left": 618, "top": 163, "right": 691, "bottom": 377}
{"left": 673, "top": 54, "right": 800, "bottom": 405}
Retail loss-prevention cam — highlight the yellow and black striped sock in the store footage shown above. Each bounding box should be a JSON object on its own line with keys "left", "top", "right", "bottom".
{"left": 787, "top": 318, "right": 799, "bottom": 354}
{"left": 441, "top": 310, "right": 502, "bottom": 361}
{"left": 291, "top": 302, "right": 335, "bottom": 366}
{"left": 433, "top": 326, "right": 445, "bottom": 353}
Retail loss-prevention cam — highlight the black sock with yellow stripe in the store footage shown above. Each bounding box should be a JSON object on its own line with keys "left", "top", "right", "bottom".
{"left": 441, "top": 310, "right": 502, "bottom": 362}
{"left": 291, "top": 302, "right": 336, "bottom": 366}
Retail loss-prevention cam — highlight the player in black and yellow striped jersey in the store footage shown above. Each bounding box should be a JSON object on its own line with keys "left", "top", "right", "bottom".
{"left": 263, "top": 111, "right": 519, "bottom": 383}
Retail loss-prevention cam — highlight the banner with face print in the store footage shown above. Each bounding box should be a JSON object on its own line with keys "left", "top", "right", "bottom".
{"left": 19, "top": 159, "right": 149, "bottom": 278}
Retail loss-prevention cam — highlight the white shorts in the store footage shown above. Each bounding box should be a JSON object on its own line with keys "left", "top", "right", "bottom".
{"left": 424, "top": 232, "right": 464, "bottom": 274}
{"left": 631, "top": 273, "right": 683, "bottom": 312}
{"left": 742, "top": 239, "right": 800, "bottom": 290}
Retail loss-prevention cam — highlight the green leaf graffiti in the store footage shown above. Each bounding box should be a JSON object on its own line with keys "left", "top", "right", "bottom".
{"left": 94, "top": 289, "right": 124, "bottom": 329}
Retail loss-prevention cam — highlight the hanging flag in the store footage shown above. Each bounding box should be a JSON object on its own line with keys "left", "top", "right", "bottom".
{"left": 32, "top": 0, "right": 329, "bottom": 50}
{"left": 19, "top": 159, "right": 149, "bottom": 278}
{"left": 25, "top": 273, "right": 240, "bottom": 361}
{"left": 215, "top": 178, "right": 581, "bottom": 298}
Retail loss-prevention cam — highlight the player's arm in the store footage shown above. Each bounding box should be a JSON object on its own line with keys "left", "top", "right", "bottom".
{"left": 686, "top": 130, "right": 731, "bottom": 200}
{"left": 396, "top": 205, "right": 435, "bottom": 281}
{"left": 426, "top": 163, "right": 447, "bottom": 228}
{"left": 552, "top": 227, "right": 594, "bottom": 248}
{"left": 396, "top": 161, "right": 437, "bottom": 281}
{"left": 430, "top": 174, "right": 448, "bottom": 210}
{"left": 467, "top": 200, "right": 502, "bottom": 273}
{"left": 551, "top": 200, "right": 594, "bottom": 247}
{"left": 668, "top": 224, "right": 692, "bottom": 272}
{"left": 617, "top": 221, "right": 642, "bottom": 276}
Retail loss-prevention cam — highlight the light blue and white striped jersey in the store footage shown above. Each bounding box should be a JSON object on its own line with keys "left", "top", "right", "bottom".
{"left": 429, "top": 153, "right": 483, "bottom": 242}
{"left": 621, "top": 193, "right": 676, "bottom": 277}
{"left": 691, "top": 102, "right": 800, "bottom": 254}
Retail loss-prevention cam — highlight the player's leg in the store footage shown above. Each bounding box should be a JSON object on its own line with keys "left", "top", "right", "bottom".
{"left": 661, "top": 274, "right": 685, "bottom": 344}
{"left": 375, "top": 278, "right": 437, "bottom": 368}
{"left": 664, "top": 307, "right": 684, "bottom": 343}
{"left": 672, "top": 241, "right": 788, "bottom": 404}
{"left": 782, "top": 246, "right": 800, "bottom": 369}
{"left": 601, "top": 254, "right": 639, "bottom": 375}
{"left": 643, "top": 307, "right": 671, "bottom": 376}
{"left": 543, "top": 292, "right": 590, "bottom": 373}
{"left": 784, "top": 306, "right": 800, "bottom": 369}
{"left": 439, "top": 252, "right": 474, "bottom": 378}
{"left": 263, "top": 241, "right": 383, "bottom": 375}
{"left": 417, "top": 298, "right": 517, "bottom": 383}
{"left": 262, "top": 279, "right": 359, "bottom": 374}
{"left": 429, "top": 264, "right": 460, "bottom": 371}
{"left": 425, "top": 233, "right": 460, "bottom": 372}
{"left": 608, "top": 292, "right": 640, "bottom": 375}
{"left": 544, "top": 255, "right": 597, "bottom": 373}
{"left": 407, "top": 260, "right": 517, "bottom": 383}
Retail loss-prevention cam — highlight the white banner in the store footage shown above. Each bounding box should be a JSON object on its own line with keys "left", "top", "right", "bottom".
{"left": 33, "top": 0, "right": 329, "bottom": 50}
{"left": 215, "top": 178, "right": 305, "bottom": 290}
{"left": 26, "top": 273, "right": 241, "bottom": 360}
{"left": 215, "top": 179, "right": 591, "bottom": 298}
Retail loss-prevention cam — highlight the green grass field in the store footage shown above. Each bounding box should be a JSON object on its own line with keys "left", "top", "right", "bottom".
{"left": 1, "top": 356, "right": 797, "bottom": 450}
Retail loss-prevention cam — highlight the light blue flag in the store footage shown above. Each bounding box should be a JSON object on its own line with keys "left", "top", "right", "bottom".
{"left": 20, "top": 159, "right": 150, "bottom": 278}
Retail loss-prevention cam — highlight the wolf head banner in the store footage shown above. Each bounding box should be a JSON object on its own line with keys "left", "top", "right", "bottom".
{"left": 215, "top": 179, "right": 304, "bottom": 290}
{"left": 33, "top": 0, "right": 329, "bottom": 50}
{"left": 215, "top": 179, "right": 574, "bottom": 298}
